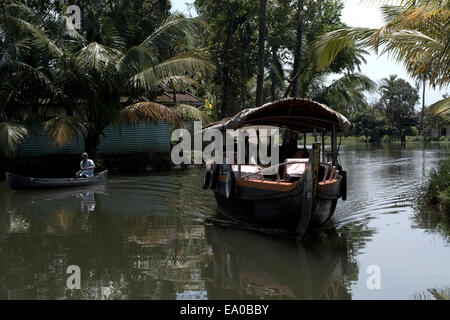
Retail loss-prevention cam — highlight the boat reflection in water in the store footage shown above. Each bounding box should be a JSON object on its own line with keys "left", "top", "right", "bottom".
{"left": 79, "top": 192, "right": 96, "bottom": 212}
{"left": 7, "top": 184, "right": 106, "bottom": 212}
{"left": 204, "top": 222, "right": 351, "bottom": 300}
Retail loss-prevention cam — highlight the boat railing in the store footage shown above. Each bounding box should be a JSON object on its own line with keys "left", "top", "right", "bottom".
{"left": 320, "top": 162, "right": 340, "bottom": 184}
{"left": 238, "top": 160, "right": 308, "bottom": 183}
{"left": 237, "top": 161, "right": 339, "bottom": 184}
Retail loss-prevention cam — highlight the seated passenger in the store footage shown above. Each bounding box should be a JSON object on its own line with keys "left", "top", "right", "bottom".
{"left": 292, "top": 148, "right": 310, "bottom": 159}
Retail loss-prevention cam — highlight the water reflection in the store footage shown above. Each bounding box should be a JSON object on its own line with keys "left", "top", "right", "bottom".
{"left": 0, "top": 173, "right": 213, "bottom": 300}
{"left": 0, "top": 144, "right": 449, "bottom": 299}
{"left": 80, "top": 192, "right": 96, "bottom": 212}
{"left": 412, "top": 204, "right": 450, "bottom": 244}
{"left": 0, "top": 176, "right": 360, "bottom": 300}
{"left": 204, "top": 225, "right": 352, "bottom": 299}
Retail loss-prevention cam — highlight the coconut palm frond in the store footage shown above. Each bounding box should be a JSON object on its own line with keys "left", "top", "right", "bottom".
{"left": 311, "top": 1, "right": 450, "bottom": 87}
{"left": 173, "top": 104, "right": 213, "bottom": 124}
{"left": 101, "top": 20, "right": 127, "bottom": 51}
{"left": 0, "top": 62, "right": 55, "bottom": 110}
{"left": 427, "top": 96, "right": 450, "bottom": 119}
{"left": 4, "top": 16, "right": 63, "bottom": 59}
{"left": 132, "top": 53, "right": 214, "bottom": 92}
{"left": 155, "top": 76, "right": 200, "bottom": 92}
{"left": 154, "top": 54, "right": 214, "bottom": 78}
{"left": 315, "top": 73, "right": 376, "bottom": 113}
{"left": 309, "top": 27, "right": 376, "bottom": 71}
{"left": 118, "top": 46, "right": 158, "bottom": 77}
{"left": 75, "top": 42, "right": 121, "bottom": 75}
{"left": 0, "top": 38, "right": 33, "bottom": 67}
{"left": 64, "top": 23, "right": 88, "bottom": 48}
{"left": 113, "top": 102, "right": 183, "bottom": 126}
{"left": 140, "top": 15, "right": 203, "bottom": 49}
{"left": 0, "top": 121, "right": 28, "bottom": 157}
{"left": 427, "top": 288, "right": 450, "bottom": 300}
{"left": 43, "top": 116, "right": 85, "bottom": 146}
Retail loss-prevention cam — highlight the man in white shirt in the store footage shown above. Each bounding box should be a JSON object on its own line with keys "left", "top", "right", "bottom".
{"left": 76, "top": 152, "right": 95, "bottom": 178}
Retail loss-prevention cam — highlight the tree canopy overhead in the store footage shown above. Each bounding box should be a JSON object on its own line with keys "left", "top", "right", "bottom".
{"left": 194, "top": 0, "right": 370, "bottom": 118}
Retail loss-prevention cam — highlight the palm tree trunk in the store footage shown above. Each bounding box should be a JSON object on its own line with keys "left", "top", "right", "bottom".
{"left": 401, "top": 129, "right": 406, "bottom": 146}
{"left": 420, "top": 78, "right": 426, "bottom": 135}
{"left": 290, "top": 0, "right": 303, "bottom": 98}
{"left": 221, "top": 66, "right": 230, "bottom": 118}
{"left": 221, "top": 19, "right": 233, "bottom": 118}
{"left": 255, "top": 0, "right": 267, "bottom": 107}
{"left": 271, "top": 47, "right": 277, "bottom": 101}
{"left": 85, "top": 128, "right": 100, "bottom": 157}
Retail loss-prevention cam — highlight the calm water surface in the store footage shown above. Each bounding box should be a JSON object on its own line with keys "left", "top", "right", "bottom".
{"left": 0, "top": 144, "right": 449, "bottom": 300}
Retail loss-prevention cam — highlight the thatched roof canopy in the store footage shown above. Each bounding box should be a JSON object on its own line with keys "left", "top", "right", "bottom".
{"left": 203, "top": 98, "right": 353, "bottom": 135}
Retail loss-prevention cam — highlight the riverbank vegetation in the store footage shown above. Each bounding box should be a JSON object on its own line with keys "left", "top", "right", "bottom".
{"left": 420, "top": 158, "right": 450, "bottom": 214}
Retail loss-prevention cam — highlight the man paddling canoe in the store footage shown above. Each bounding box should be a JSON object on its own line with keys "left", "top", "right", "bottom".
{"left": 76, "top": 152, "right": 95, "bottom": 178}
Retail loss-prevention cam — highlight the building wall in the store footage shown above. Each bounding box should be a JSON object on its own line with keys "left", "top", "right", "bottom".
{"left": 18, "top": 122, "right": 171, "bottom": 156}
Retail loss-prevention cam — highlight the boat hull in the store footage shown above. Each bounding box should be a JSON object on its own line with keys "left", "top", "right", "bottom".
{"left": 6, "top": 171, "right": 108, "bottom": 191}
{"left": 213, "top": 174, "right": 341, "bottom": 236}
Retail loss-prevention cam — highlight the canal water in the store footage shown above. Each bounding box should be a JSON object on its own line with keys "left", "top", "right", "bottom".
{"left": 0, "top": 144, "right": 449, "bottom": 300}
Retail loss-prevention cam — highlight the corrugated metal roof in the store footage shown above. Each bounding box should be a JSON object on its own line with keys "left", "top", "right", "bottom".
{"left": 18, "top": 122, "right": 170, "bottom": 156}
{"left": 98, "top": 122, "right": 170, "bottom": 154}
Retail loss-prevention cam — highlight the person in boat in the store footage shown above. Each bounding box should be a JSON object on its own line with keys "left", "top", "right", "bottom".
{"left": 280, "top": 137, "right": 299, "bottom": 160}
{"left": 76, "top": 152, "right": 95, "bottom": 178}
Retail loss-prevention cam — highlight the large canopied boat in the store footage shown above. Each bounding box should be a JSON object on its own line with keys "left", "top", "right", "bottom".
{"left": 202, "top": 98, "right": 351, "bottom": 237}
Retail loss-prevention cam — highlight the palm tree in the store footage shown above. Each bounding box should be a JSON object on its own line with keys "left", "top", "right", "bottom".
{"left": 313, "top": 73, "right": 376, "bottom": 116}
{"left": 309, "top": 0, "right": 449, "bottom": 119}
{"left": 0, "top": 2, "right": 214, "bottom": 156}
{"left": 266, "top": 0, "right": 296, "bottom": 101}
{"left": 428, "top": 94, "right": 450, "bottom": 118}
{"left": 0, "top": 1, "right": 60, "bottom": 156}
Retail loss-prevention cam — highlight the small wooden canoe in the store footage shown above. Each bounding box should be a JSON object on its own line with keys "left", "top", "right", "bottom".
{"left": 5, "top": 170, "right": 108, "bottom": 191}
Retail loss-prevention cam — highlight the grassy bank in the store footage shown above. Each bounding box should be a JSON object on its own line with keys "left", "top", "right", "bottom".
{"left": 421, "top": 158, "right": 450, "bottom": 214}
{"left": 303, "top": 135, "right": 450, "bottom": 145}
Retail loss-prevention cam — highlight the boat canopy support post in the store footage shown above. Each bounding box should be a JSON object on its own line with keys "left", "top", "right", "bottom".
{"left": 321, "top": 129, "right": 325, "bottom": 162}
{"left": 311, "top": 142, "right": 320, "bottom": 215}
{"left": 332, "top": 124, "right": 337, "bottom": 166}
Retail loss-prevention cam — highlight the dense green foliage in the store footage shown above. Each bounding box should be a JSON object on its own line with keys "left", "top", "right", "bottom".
{"left": 194, "top": 0, "right": 368, "bottom": 117}
{"left": 350, "top": 109, "right": 385, "bottom": 142}
{"left": 0, "top": 0, "right": 211, "bottom": 156}
{"left": 375, "top": 75, "right": 419, "bottom": 144}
